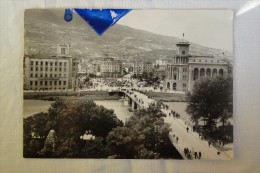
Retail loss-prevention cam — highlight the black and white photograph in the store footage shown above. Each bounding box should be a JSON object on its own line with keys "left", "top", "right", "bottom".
{"left": 23, "top": 9, "right": 233, "bottom": 160}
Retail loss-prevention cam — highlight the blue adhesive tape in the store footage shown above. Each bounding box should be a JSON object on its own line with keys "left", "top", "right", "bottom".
{"left": 64, "top": 9, "right": 131, "bottom": 35}
{"left": 64, "top": 9, "right": 73, "bottom": 22}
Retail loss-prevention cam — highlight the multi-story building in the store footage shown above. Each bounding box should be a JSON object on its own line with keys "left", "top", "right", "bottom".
{"left": 24, "top": 44, "right": 79, "bottom": 90}
{"left": 133, "top": 61, "right": 153, "bottom": 75}
{"left": 100, "top": 58, "right": 122, "bottom": 77}
{"left": 165, "top": 41, "right": 232, "bottom": 92}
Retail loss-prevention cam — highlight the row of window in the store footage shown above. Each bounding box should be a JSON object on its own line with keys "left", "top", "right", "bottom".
{"left": 166, "top": 82, "right": 187, "bottom": 90}
{"left": 30, "top": 80, "right": 67, "bottom": 86}
{"left": 30, "top": 61, "right": 68, "bottom": 66}
{"left": 31, "top": 67, "right": 67, "bottom": 72}
{"left": 30, "top": 73, "right": 67, "bottom": 78}
{"left": 30, "top": 87, "right": 67, "bottom": 90}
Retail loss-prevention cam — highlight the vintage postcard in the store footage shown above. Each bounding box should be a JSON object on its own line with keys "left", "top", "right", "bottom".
{"left": 23, "top": 9, "right": 233, "bottom": 160}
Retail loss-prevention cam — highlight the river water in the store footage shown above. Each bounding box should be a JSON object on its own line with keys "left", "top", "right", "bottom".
{"left": 23, "top": 99, "right": 134, "bottom": 122}
{"left": 23, "top": 100, "right": 189, "bottom": 122}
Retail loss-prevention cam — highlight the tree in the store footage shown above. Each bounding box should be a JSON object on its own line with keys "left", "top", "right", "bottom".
{"left": 24, "top": 98, "right": 124, "bottom": 158}
{"left": 125, "top": 103, "right": 171, "bottom": 156}
{"left": 80, "top": 137, "right": 111, "bottom": 158}
{"left": 40, "top": 130, "right": 57, "bottom": 157}
{"left": 106, "top": 126, "right": 145, "bottom": 158}
{"left": 186, "top": 76, "right": 233, "bottom": 133}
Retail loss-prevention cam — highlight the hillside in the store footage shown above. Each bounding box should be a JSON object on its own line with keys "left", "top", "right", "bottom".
{"left": 24, "top": 9, "right": 232, "bottom": 61}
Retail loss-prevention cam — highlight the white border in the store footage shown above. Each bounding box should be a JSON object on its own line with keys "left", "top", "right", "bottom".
{"left": 0, "top": 0, "right": 260, "bottom": 173}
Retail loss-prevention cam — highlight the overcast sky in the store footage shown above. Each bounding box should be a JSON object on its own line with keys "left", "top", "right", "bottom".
{"left": 118, "top": 10, "right": 233, "bottom": 52}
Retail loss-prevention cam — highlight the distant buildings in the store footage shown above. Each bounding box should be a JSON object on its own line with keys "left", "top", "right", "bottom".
{"left": 133, "top": 61, "right": 153, "bottom": 75}
{"left": 100, "top": 58, "right": 122, "bottom": 77}
{"left": 164, "top": 41, "right": 232, "bottom": 92}
{"left": 24, "top": 44, "right": 79, "bottom": 90}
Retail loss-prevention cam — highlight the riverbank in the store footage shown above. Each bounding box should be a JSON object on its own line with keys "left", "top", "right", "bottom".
{"left": 144, "top": 92, "right": 187, "bottom": 102}
{"left": 24, "top": 91, "right": 122, "bottom": 101}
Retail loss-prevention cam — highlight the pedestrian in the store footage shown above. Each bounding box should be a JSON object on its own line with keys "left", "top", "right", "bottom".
{"left": 184, "top": 148, "right": 187, "bottom": 157}
{"left": 208, "top": 141, "right": 211, "bottom": 147}
{"left": 198, "top": 152, "right": 201, "bottom": 159}
{"left": 176, "top": 136, "right": 179, "bottom": 143}
{"left": 194, "top": 151, "right": 198, "bottom": 159}
{"left": 186, "top": 127, "right": 189, "bottom": 133}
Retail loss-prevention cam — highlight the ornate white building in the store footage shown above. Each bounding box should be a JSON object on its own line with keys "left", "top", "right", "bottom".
{"left": 164, "top": 41, "right": 232, "bottom": 92}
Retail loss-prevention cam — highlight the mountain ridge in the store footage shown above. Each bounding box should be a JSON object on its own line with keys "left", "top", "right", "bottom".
{"left": 24, "top": 9, "right": 232, "bottom": 62}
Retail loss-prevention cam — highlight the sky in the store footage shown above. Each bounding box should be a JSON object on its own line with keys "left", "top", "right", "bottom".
{"left": 118, "top": 10, "right": 233, "bottom": 52}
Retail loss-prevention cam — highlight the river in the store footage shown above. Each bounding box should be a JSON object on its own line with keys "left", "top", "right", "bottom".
{"left": 23, "top": 100, "right": 189, "bottom": 123}
{"left": 23, "top": 99, "right": 134, "bottom": 122}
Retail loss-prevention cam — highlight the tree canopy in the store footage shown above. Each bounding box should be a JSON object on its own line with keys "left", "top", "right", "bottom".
{"left": 186, "top": 76, "right": 233, "bottom": 134}
{"left": 24, "top": 99, "right": 177, "bottom": 159}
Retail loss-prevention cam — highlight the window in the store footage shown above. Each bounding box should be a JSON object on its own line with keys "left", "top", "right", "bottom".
{"left": 45, "top": 81, "right": 48, "bottom": 85}
{"left": 55, "top": 62, "right": 57, "bottom": 66}
{"left": 54, "top": 81, "right": 57, "bottom": 85}
{"left": 50, "top": 81, "right": 52, "bottom": 85}
{"left": 30, "top": 61, "right": 33, "bottom": 65}
{"left": 59, "top": 81, "right": 61, "bottom": 85}
{"left": 46, "top": 62, "right": 48, "bottom": 66}
{"left": 30, "top": 81, "right": 33, "bottom": 85}
{"left": 40, "top": 74, "right": 43, "bottom": 77}
{"left": 183, "top": 83, "right": 186, "bottom": 88}
{"left": 60, "top": 62, "right": 62, "bottom": 66}
{"left": 45, "top": 67, "right": 48, "bottom": 71}
{"left": 183, "top": 68, "right": 187, "bottom": 72}
{"left": 50, "top": 74, "right": 52, "bottom": 77}
{"left": 64, "top": 68, "right": 66, "bottom": 71}
{"left": 45, "top": 74, "right": 47, "bottom": 77}
{"left": 36, "top": 67, "right": 38, "bottom": 71}
{"left": 64, "top": 62, "right": 67, "bottom": 66}
{"left": 30, "top": 73, "right": 33, "bottom": 77}
{"left": 59, "top": 68, "right": 62, "bottom": 71}
{"left": 183, "top": 75, "right": 187, "bottom": 80}
{"left": 174, "top": 75, "right": 177, "bottom": 80}
{"left": 61, "top": 48, "right": 66, "bottom": 55}
{"left": 35, "top": 73, "right": 38, "bottom": 77}
{"left": 182, "top": 51, "right": 185, "bottom": 55}
{"left": 36, "top": 61, "right": 38, "bottom": 65}
{"left": 63, "top": 81, "right": 66, "bottom": 85}
{"left": 31, "top": 67, "right": 33, "bottom": 71}
{"left": 40, "top": 81, "right": 42, "bottom": 85}
{"left": 40, "top": 67, "right": 42, "bottom": 71}
{"left": 50, "top": 62, "right": 53, "bottom": 66}
{"left": 55, "top": 68, "right": 57, "bottom": 71}
{"left": 41, "top": 62, "right": 43, "bottom": 65}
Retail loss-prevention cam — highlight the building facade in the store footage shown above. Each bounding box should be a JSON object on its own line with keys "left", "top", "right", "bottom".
{"left": 165, "top": 41, "right": 232, "bottom": 92}
{"left": 100, "top": 58, "right": 122, "bottom": 77}
{"left": 133, "top": 61, "right": 153, "bottom": 75}
{"left": 24, "top": 44, "right": 79, "bottom": 90}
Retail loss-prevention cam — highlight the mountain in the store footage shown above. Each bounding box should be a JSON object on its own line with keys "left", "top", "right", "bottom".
{"left": 24, "top": 9, "right": 232, "bottom": 62}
